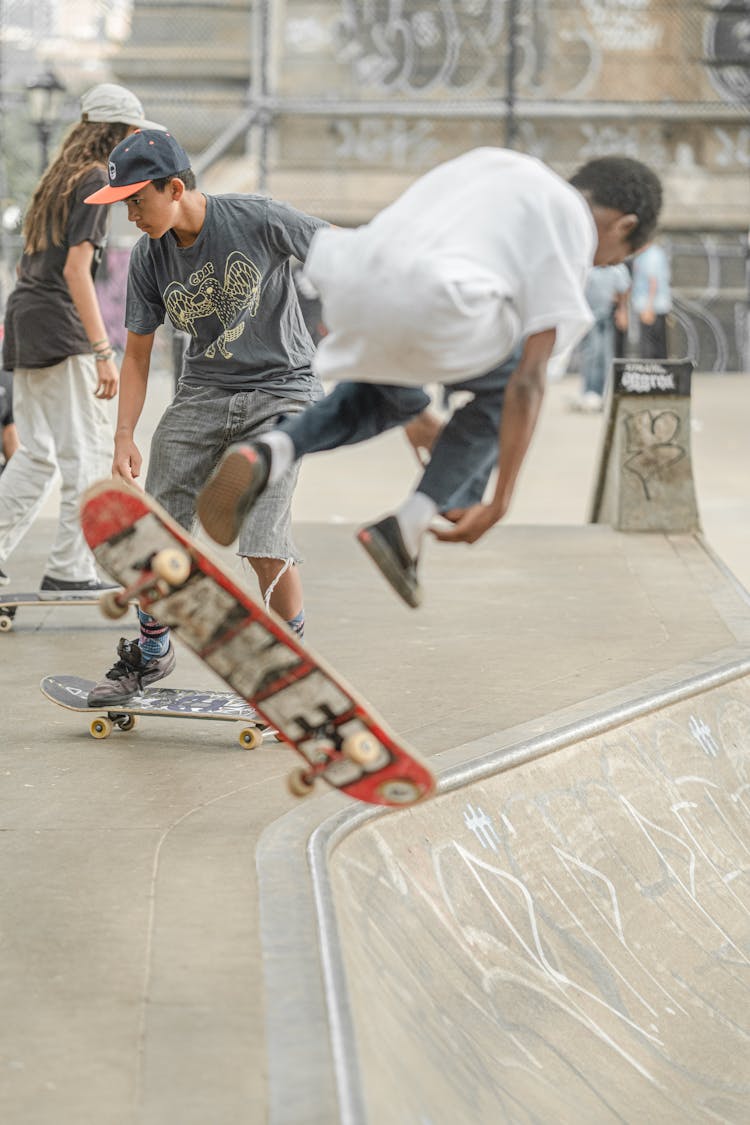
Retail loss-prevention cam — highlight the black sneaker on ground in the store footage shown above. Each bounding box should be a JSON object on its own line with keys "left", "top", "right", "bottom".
{"left": 357, "top": 515, "right": 422, "bottom": 608}
{"left": 0, "top": 566, "right": 9, "bottom": 587}
{"left": 40, "top": 574, "right": 119, "bottom": 592}
{"left": 87, "top": 638, "right": 177, "bottom": 707}
{"left": 196, "top": 442, "right": 271, "bottom": 546}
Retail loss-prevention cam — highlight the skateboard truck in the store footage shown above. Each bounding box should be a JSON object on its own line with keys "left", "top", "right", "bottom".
{"left": 284, "top": 711, "right": 417, "bottom": 802}
{"left": 99, "top": 547, "right": 192, "bottom": 619}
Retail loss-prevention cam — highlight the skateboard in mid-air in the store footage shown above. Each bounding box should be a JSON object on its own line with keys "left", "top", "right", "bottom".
{"left": 0, "top": 591, "right": 102, "bottom": 632}
{"left": 79, "top": 479, "right": 436, "bottom": 807}
{"left": 41, "top": 674, "right": 269, "bottom": 747}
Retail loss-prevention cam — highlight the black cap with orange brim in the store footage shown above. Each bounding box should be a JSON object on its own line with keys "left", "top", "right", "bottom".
{"left": 84, "top": 129, "right": 190, "bottom": 205}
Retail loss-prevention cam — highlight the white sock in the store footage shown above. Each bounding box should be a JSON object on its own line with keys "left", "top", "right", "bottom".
{"left": 259, "top": 430, "right": 295, "bottom": 484}
{"left": 395, "top": 492, "right": 438, "bottom": 558}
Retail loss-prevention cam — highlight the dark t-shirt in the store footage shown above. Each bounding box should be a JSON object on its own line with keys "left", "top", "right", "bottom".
{"left": 0, "top": 369, "right": 13, "bottom": 427}
{"left": 2, "top": 167, "right": 109, "bottom": 370}
{"left": 126, "top": 193, "right": 326, "bottom": 397}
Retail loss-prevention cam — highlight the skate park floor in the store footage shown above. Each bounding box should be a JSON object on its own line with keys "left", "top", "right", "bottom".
{"left": 0, "top": 371, "right": 748, "bottom": 1124}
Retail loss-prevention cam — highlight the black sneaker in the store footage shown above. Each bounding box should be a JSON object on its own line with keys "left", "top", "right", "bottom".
{"left": 0, "top": 566, "right": 9, "bottom": 587}
{"left": 357, "top": 515, "right": 422, "bottom": 608}
{"left": 40, "top": 574, "right": 119, "bottom": 592}
{"left": 197, "top": 442, "right": 271, "bottom": 546}
{"left": 87, "top": 638, "right": 176, "bottom": 707}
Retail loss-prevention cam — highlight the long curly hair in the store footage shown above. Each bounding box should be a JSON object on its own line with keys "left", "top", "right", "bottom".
{"left": 23, "top": 120, "right": 130, "bottom": 253}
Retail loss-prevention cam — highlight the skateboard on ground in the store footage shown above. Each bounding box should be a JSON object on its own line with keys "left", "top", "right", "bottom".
{"left": 0, "top": 591, "right": 103, "bottom": 632}
{"left": 41, "top": 674, "right": 270, "bottom": 747}
{"left": 79, "top": 479, "right": 436, "bottom": 807}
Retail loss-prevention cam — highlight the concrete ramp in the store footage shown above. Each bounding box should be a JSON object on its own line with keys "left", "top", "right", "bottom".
{"left": 258, "top": 531, "right": 750, "bottom": 1124}
{"left": 328, "top": 663, "right": 750, "bottom": 1124}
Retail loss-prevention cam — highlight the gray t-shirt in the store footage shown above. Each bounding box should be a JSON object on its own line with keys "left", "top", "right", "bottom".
{"left": 125, "top": 193, "right": 326, "bottom": 397}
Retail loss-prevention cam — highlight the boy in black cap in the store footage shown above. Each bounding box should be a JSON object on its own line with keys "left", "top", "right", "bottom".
{"left": 84, "top": 129, "right": 327, "bottom": 706}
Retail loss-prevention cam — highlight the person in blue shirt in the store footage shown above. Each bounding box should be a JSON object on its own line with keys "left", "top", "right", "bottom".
{"left": 630, "top": 241, "right": 672, "bottom": 358}
{"left": 570, "top": 264, "right": 631, "bottom": 412}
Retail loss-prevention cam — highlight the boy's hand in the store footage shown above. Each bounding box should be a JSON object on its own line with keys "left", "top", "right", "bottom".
{"left": 404, "top": 409, "right": 442, "bottom": 468}
{"left": 112, "top": 434, "right": 142, "bottom": 484}
{"left": 94, "top": 356, "right": 119, "bottom": 400}
{"left": 430, "top": 502, "right": 503, "bottom": 545}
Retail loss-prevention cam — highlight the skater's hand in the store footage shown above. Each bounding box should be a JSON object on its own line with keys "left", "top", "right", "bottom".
{"left": 430, "top": 502, "right": 503, "bottom": 545}
{"left": 112, "top": 433, "right": 142, "bottom": 483}
{"left": 94, "top": 356, "right": 119, "bottom": 400}
{"left": 404, "top": 410, "right": 442, "bottom": 468}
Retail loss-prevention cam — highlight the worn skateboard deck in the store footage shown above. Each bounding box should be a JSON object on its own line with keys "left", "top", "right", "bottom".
{"left": 79, "top": 479, "right": 435, "bottom": 806}
{"left": 41, "top": 673, "right": 269, "bottom": 747}
{"left": 0, "top": 591, "right": 102, "bottom": 632}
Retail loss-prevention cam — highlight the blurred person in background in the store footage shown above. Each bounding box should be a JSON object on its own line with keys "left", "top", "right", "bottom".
{"left": 569, "top": 263, "right": 631, "bottom": 413}
{"left": 0, "top": 84, "right": 164, "bottom": 589}
{"left": 631, "top": 239, "right": 672, "bottom": 359}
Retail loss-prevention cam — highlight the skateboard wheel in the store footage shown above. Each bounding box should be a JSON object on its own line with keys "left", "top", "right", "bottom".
{"left": 90, "top": 716, "right": 113, "bottom": 739}
{"left": 341, "top": 730, "right": 381, "bottom": 767}
{"left": 0, "top": 614, "right": 12, "bottom": 632}
{"left": 100, "top": 589, "right": 129, "bottom": 619}
{"left": 376, "top": 778, "right": 422, "bottom": 806}
{"left": 238, "top": 725, "right": 263, "bottom": 750}
{"left": 114, "top": 714, "right": 137, "bottom": 732}
{"left": 152, "top": 548, "right": 191, "bottom": 586}
{"left": 287, "top": 766, "right": 315, "bottom": 798}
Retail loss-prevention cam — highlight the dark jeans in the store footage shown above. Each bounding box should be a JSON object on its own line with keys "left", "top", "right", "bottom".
{"left": 278, "top": 351, "right": 519, "bottom": 512}
{"left": 638, "top": 314, "right": 669, "bottom": 359}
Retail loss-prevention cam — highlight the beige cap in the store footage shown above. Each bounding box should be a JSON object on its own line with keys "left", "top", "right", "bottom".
{"left": 80, "top": 84, "right": 165, "bottom": 131}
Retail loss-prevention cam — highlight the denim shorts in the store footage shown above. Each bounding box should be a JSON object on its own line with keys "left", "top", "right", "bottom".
{"left": 145, "top": 383, "right": 310, "bottom": 562}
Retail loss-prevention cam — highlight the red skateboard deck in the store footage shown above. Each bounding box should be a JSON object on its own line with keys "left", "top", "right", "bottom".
{"left": 79, "top": 480, "right": 435, "bottom": 807}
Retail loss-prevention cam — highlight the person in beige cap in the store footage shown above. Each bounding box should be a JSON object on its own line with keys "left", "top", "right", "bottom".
{"left": 80, "top": 83, "right": 165, "bottom": 132}
{"left": 0, "top": 84, "right": 164, "bottom": 590}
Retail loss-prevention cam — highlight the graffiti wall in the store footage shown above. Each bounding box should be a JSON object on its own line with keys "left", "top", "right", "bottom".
{"left": 272, "top": 0, "right": 749, "bottom": 370}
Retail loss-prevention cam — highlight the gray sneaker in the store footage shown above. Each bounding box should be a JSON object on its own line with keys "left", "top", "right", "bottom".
{"left": 357, "top": 515, "right": 422, "bottom": 608}
{"left": 87, "top": 638, "right": 176, "bottom": 707}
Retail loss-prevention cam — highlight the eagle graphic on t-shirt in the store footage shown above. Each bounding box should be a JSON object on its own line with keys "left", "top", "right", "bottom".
{"left": 164, "top": 251, "right": 262, "bottom": 359}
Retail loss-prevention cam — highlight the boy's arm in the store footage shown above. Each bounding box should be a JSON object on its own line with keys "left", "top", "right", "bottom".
{"left": 614, "top": 289, "right": 629, "bottom": 333}
{"left": 112, "top": 330, "right": 155, "bottom": 483}
{"left": 432, "top": 328, "right": 556, "bottom": 545}
{"left": 641, "top": 276, "right": 658, "bottom": 325}
{"left": 2, "top": 422, "right": 20, "bottom": 462}
{"left": 63, "top": 241, "right": 119, "bottom": 399}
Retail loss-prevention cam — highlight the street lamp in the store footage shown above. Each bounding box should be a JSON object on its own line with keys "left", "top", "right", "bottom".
{"left": 26, "top": 70, "right": 66, "bottom": 173}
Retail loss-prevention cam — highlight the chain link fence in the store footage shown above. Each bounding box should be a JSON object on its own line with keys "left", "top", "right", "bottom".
{"left": 1, "top": 0, "right": 748, "bottom": 369}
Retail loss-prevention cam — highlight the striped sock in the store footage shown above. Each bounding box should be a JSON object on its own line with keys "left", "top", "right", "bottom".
{"left": 138, "top": 608, "right": 170, "bottom": 659}
{"left": 286, "top": 609, "right": 305, "bottom": 639}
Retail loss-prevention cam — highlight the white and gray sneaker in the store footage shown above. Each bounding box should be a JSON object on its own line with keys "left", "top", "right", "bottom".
{"left": 87, "top": 638, "right": 176, "bottom": 707}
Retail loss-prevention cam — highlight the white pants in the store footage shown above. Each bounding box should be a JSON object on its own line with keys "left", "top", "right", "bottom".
{"left": 0, "top": 355, "right": 113, "bottom": 581}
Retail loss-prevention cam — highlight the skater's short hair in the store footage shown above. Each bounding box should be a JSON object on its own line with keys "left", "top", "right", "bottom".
{"left": 152, "top": 169, "right": 196, "bottom": 192}
{"left": 569, "top": 156, "right": 662, "bottom": 251}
